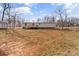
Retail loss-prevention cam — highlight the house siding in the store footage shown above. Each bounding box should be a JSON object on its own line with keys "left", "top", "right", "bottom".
{"left": 0, "top": 21, "right": 8, "bottom": 29}
{"left": 23, "top": 22, "right": 56, "bottom": 28}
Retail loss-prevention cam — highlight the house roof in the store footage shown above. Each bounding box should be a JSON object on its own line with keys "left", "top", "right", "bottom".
{"left": 24, "top": 22, "right": 55, "bottom": 24}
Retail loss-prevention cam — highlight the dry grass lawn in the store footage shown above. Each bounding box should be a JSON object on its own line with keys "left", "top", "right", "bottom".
{"left": 0, "top": 29, "right": 79, "bottom": 56}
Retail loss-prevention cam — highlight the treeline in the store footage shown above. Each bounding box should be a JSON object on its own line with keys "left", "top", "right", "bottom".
{"left": 36, "top": 7, "right": 79, "bottom": 29}
{"left": 0, "top": 3, "right": 24, "bottom": 29}
{"left": 0, "top": 3, "right": 79, "bottom": 29}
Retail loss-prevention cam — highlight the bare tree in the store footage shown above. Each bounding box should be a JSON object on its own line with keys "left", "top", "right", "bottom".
{"left": 56, "top": 8, "right": 65, "bottom": 29}
{"left": 64, "top": 9, "right": 71, "bottom": 27}
{"left": 1, "top": 3, "right": 11, "bottom": 28}
{"left": 17, "top": 20, "right": 21, "bottom": 27}
{"left": 13, "top": 13, "right": 16, "bottom": 29}
{"left": 43, "top": 16, "right": 49, "bottom": 23}
{"left": 37, "top": 18, "right": 40, "bottom": 23}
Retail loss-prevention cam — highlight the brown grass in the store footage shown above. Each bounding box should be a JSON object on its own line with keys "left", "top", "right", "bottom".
{"left": 0, "top": 29, "right": 79, "bottom": 56}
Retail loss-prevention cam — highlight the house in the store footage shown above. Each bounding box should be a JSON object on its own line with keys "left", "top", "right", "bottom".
{"left": 23, "top": 22, "right": 56, "bottom": 29}
{"left": 0, "top": 21, "right": 8, "bottom": 29}
{"left": 0, "top": 19, "right": 24, "bottom": 29}
{"left": 0, "top": 21, "right": 15, "bottom": 29}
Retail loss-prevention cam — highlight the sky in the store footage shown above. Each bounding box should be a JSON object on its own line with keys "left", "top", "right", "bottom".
{"left": 0, "top": 3, "right": 79, "bottom": 22}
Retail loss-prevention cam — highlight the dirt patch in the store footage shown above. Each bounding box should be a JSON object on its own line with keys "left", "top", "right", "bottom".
{"left": 0, "top": 29, "right": 79, "bottom": 56}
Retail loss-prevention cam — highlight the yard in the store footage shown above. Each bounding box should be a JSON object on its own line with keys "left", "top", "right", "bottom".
{"left": 0, "top": 29, "right": 79, "bottom": 56}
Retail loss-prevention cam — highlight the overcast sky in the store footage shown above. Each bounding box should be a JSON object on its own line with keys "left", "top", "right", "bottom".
{"left": 0, "top": 3, "right": 79, "bottom": 22}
